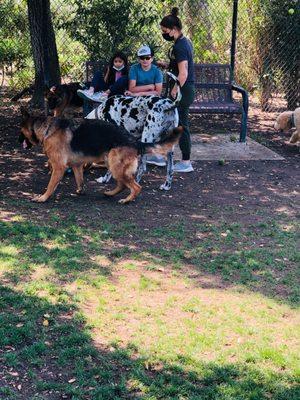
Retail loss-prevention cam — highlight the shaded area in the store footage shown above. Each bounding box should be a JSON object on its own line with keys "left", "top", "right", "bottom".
{"left": 0, "top": 208, "right": 299, "bottom": 306}
{"left": 1, "top": 285, "right": 299, "bottom": 400}
{"left": 0, "top": 90, "right": 300, "bottom": 400}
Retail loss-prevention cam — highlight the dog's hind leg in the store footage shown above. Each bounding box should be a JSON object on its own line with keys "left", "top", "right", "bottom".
{"left": 118, "top": 178, "right": 141, "bottom": 204}
{"left": 136, "top": 155, "right": 147, "bottom": 183}
{"left": 72, "top": 165, "right": 84, "bottom": 194}
{"left": 32, "top": 166, "right": 65, "bottom": 202}
{"left": 107, "top": 147, "right": 141, "bottom": 203}
{"left": 289, "top": 131, "right": 300, "bottom": 144}
{"left": 104, "top": 182, "right": 125, "bottom": 197}
{"left": 160, "top": 151, "right": 174, "bottom": 191}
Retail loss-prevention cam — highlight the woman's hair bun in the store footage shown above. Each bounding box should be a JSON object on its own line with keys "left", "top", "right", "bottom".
{"left": 171, "top": 7, "right": 179, "bottom": 17}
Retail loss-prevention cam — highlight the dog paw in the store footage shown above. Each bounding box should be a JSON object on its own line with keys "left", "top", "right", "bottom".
{"left": 118, "top": 198, "right": 130, "bottom": 204}
{"left": 160, "top": 183, "right": 171, "bottom": 191}
{"left": 284, "top": 140, "right": 297, "bottom": 146}
{"left": 32, "top": 195, "right": 47, "bottom": 203}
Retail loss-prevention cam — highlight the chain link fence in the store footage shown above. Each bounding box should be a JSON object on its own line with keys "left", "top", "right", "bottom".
{"left": 1, "top": 0, "right": 299, "bottom": 112}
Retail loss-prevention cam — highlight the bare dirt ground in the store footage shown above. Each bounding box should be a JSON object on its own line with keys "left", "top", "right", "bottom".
{"left": 0, "top": 90, "right": 299, "bottom": 229}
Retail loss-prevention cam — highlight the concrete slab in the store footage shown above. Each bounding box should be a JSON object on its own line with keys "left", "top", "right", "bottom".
{"left": 174, "top": 134, "right": 285, "bottom": 161}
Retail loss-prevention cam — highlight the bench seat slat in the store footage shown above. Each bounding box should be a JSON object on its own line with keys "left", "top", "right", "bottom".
{"left": 190, "top": 101, "right": 242, "bottom": 114}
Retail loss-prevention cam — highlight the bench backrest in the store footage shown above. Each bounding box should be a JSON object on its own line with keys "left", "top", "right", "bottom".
{"left": 85, "top": 61, "right": 107, "bottom": 83}
{"left": 194, "top": 63, "right": 233, "bottom": 103}
{"left": 85, "top": 61, "right": 233, "bottom": 104}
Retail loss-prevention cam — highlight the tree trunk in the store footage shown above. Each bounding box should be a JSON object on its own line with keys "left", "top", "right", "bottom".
{"left": 27, "top": 0, "right": 60, "bottom": 108}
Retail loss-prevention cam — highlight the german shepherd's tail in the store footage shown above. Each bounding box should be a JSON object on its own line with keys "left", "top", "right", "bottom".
{"left": 137, "top": 126, "right": 183, "bottom": 155}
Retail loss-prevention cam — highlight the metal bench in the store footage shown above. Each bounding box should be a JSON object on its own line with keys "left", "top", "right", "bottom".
{"left": 190, "top": 63, "right": 249, "bottom": 142}
{"left": 85, "top": 61, "right": 248, "bottom": 142}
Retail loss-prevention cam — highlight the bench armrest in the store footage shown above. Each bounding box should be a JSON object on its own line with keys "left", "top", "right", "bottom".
{"left": 232, "top": 83, "right": 249, "bottom": 142}
{"left": 232, "top": 83, "right": 249, "bottom": 113}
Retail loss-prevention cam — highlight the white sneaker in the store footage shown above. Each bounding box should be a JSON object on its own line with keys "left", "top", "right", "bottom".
{"left": 173, "top": 161, "right": 194, "bottom": 173}
{"left": 77, "top": 89, "right": 94, "bottom": 101}
{"left": 145, "top": 155, "right": 167, "bottom": 167}
{"left": 91, "top": 92, "right": 108, "bottom": 102}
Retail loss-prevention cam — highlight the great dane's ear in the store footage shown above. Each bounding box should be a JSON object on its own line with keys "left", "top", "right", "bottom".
{"left": 20, "top": 106, "right": 30, "bottom": 119}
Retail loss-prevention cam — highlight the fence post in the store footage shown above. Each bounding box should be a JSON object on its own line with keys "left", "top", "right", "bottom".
{"left": 230, "top": 0, "right": 238, "bottom": 82}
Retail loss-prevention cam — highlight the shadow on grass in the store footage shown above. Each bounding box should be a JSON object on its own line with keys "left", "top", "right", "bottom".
{"left": 1, "top": 285, "right": 299, "bottom": 400}
{"left": 0, "top": 216, "right": 299, "bottom": 307}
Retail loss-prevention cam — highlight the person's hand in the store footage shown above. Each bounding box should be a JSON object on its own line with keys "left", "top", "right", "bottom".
{"left": 171, "top": 86, "right": 177, "bottom": 99}
{"left": 125, "top": 90, "right": 136, "bottom": 96}
{"left": 156, "top": 60, "right": 168, "bottom": 69}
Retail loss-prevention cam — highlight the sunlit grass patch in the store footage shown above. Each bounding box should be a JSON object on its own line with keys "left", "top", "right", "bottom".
{"left": 0, "top": 214, "right": 299, "bottom": 398}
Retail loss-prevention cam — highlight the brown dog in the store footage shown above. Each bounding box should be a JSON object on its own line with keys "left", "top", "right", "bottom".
{"left": 274, "top": 107, "right": 300, "bottom": 145}
{"left": 44, "top": 83, "right": 83, "bottom": 117}
{"left": 19, "top": 108, "right": 182, "bottom": 203}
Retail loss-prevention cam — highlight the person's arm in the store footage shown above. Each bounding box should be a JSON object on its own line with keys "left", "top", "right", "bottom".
{"left": 177, "top": 60, "right": 188, "bottom": 87}
{"left": 126, "top": 88, "right": 160, "bottom": 96}
{"left": 171, "top": 60, "right": 188, "bottom": 98}
{"left": 128, "top": 80, "right": 155, "bottom": 93}
{"left": 154, "top": 82, "right": 163, "bottom": 95}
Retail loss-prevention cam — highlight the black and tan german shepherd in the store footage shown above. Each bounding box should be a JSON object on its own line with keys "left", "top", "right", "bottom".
{"left": 19, "top": 108, "right": 182, "bottom": 204}
{"left": 44, "top": 82, "right": 83, "bottom": 117}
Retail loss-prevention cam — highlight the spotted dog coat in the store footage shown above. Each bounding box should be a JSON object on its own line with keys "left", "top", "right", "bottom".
{"left": 87, "top": 95, "right": 179, "bottom": 143}
{"left": 86, "top": 73, "right": 181, "bottom": 190}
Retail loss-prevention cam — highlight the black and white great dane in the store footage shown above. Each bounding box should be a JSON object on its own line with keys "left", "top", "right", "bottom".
{"left": 85, "top": 72, "right": 181, "bottom": 190}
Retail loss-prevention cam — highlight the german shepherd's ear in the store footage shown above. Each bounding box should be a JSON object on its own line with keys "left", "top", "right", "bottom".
{"left": 20, "top": 106, "right": 30, "bottom": 119}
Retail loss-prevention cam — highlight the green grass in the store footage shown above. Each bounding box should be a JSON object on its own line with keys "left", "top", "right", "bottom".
{"left": 0, "top": 215, "right": 299, "bottom": 399}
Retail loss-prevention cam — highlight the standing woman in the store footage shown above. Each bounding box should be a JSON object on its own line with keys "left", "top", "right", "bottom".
{"left": 160, "top": 8, "right": 195, "bottom": 172}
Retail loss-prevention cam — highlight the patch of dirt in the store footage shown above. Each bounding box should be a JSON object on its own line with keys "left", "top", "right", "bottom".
{"left": 0, "top": 92, "right": 299, "bottom": 228}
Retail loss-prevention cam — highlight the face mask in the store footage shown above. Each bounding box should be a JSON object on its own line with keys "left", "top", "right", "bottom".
{"left": 113, "top": 65, "right": 124, "bottom": 71}
{"left": 162, "top": 32, "right": 174, "bottom": 42}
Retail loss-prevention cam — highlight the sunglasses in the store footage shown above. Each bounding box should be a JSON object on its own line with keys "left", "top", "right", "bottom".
{"left": 139, "top": 56, "right": 152, "bottom": 60}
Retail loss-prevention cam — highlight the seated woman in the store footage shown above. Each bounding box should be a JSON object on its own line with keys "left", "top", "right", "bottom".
{"left": 78, "top": 51, "right": 129, "bottom": 102}
{"left": 125, "top": 45, "right": 163, "bottom": 97}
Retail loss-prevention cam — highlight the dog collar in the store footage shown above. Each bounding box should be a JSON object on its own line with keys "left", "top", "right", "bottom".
{"left": 290, "top": 113, "right": 295, "bottom": 128}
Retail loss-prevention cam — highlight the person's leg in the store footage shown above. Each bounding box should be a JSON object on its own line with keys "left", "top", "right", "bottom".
{"left": 174, "top": 83, "right": 195, "bottom": 172}
{"left": 178, "top": 105, "right": 191, "bottom": 161}
{"left": 91, "top": 71, "right": 108, "bottom": 92}
{"left": 79, "top": 71, "right": 109, "bottom": 113}
{"left": 178, "top": 83, "right": 195, "bottom": 160}
{"left": 109, "top": 76, "right": 128, "bottom": 96}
